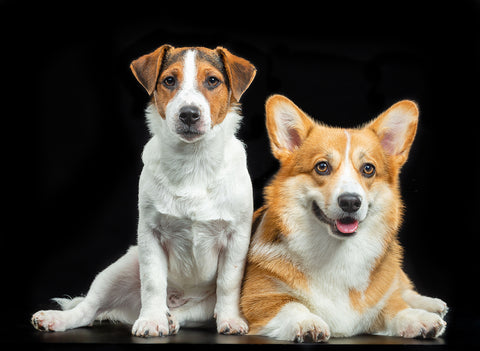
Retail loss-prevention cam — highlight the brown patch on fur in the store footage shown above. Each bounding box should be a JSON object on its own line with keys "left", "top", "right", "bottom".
{"left": 241, "top": 263, "right": 301, "bottom": 334}
{"left": 241, "top": 206, "right": 310, "bottom": 333}
{"left": 349, "top": 239, "right": 403, "bottom": 313}
{"left": 195, "top": 59, "right": 230, "bottom": 127}
{"left": 216, "top": 47, "right": 257, "bottom": 102}
{"left": 130, "top": 44, "right": 173, "bottom": 96}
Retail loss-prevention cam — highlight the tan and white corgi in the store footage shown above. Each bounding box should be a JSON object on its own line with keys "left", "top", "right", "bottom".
{"left": 240, "top": 95, "right": 448, "bottom": 342}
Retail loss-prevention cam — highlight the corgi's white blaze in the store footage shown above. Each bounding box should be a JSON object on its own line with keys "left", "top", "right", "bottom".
{"left": 327, "top": 130, "right": 368, "bottom": 222}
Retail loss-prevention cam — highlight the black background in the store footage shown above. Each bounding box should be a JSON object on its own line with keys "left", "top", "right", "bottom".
{"left": 4, "top": 0, "right": 479, "bottom": 347}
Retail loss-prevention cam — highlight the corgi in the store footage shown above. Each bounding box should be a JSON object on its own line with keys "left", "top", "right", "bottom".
{"left": 32, "top": 45, "right": 256, "bottom": 337}
{"left": 240, "top": 95, "right": 448, "bottom": 342}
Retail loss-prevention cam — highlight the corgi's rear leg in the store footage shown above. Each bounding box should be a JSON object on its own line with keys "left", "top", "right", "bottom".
{"left": 32, "top": 246, "right": 141, "bottom": 332}
{"left": 402, "top": 289, "right": 448, "bottom": 318}
{"left": 399, "top": 271, "right": 448, "bottom": 318}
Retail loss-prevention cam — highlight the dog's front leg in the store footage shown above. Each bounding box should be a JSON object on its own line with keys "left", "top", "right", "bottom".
{"left": 132, "top": 222, "right": 176, "bottom": 337}
{"left": 215, "top": 220, "right": 251, "bottom": 335}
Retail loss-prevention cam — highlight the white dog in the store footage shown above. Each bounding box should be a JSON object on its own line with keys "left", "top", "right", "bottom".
{"left": 32, "top": 45, "right": 256, "bottom": 337}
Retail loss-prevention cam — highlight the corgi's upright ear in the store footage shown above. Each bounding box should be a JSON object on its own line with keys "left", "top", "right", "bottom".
{"left": 368, "top": 100, "right": 419, "bottom": 167}
{"left": 265, "top": 95, "right": 315, "bottom": 161}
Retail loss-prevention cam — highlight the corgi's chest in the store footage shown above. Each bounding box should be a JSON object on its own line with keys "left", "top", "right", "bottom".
{"left": 289, "top": 229, "right": 387, "bottom": 336}
{"left": 304, "top": 271, "right": 371, "bottom": 337}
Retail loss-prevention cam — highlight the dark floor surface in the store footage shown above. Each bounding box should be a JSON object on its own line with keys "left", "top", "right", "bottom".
{"left": 9, "top": 320, "right": 454, "bottom": 350}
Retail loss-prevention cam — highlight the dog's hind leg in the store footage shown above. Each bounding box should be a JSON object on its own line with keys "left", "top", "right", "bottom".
{"left": 402, "top": 289, "right": 448, "bottom": 318}
{"left": 32, "top": 246, "right": 141, "bottom": 332}
{"left": 398, "top": 270, "right": 448, "bottom": 318}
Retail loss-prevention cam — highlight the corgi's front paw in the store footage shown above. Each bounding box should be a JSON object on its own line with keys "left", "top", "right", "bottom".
{"left": 290, "top": 315, "right": 331, "bottom": 343}
{"left": 390, "top": 308, "right": 446, "bottom": 338}
{"left": 261, "top": 302, "right": 330, "bottom": 342}
{"left": 132, "top": 312, "right": 177, "bottom": 337}
{"left": 217, "top": 316, "right": 249, "bottom": 335}
{"left": 31, "top": 310, "right": 67, "bottom": 332}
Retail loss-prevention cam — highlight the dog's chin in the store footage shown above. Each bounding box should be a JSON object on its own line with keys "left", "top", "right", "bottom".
{"left": 175, "top": 124, "right": 208, "bottom": 143}
{"left": 312, "top": 201, "right": 360, "bottom": 239}
{"left": 177, "top": 130, "right": 206, "bottom": 143}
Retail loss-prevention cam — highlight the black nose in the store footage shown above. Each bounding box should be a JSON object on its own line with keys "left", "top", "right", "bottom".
{"left": 338, "top": 193, "right": 362, "bottom": 213}
{"left": 179, "top": 105, "right": 201, "bottom": 126}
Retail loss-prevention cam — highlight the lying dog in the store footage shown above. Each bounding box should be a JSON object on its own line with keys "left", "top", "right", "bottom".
{"left": 32, "top": 45, "right": 256, "bottom": 337}
{"left": 241, "top": 95, "right": 448, "bottom": 342}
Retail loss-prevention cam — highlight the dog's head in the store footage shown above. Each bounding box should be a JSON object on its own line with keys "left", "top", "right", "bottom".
{"left": 130, "top": 45, "right": 256, "bottom": 143}
{"left": 264, "top": 95, "right": 418, "bottom": 240}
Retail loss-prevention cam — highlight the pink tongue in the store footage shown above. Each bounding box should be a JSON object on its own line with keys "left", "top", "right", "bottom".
{"left": 335, "top": 219, "right": 359, "bottom": 234}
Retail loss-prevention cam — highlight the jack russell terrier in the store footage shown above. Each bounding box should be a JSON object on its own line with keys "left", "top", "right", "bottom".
{"left": 32, "top": 45, "right": 256, "bottom": 337}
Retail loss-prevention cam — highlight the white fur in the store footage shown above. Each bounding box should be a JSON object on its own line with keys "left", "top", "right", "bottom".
{"left": 262, "top": 302, "right": 330, "bottom": 342}
{"left": 32, "top": 53, "right": 253, "bottom": 337}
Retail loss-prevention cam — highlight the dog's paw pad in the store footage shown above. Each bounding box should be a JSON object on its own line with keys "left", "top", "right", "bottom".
{"left": 292, "top": 318, "right": 330, "bottom": 343}
{"left": 166, "top": 312, "right": 179, "bottom": 335}
{"left": 217, "top": 317, "right": 249, "bottom": 335}
{"left": 132, "top": 316, "right": 171, "bottom": 337}
{"left": 31, "top": 311, "right": 66, "bottom": 332}
{"left": 393, "top": 309, "right": 446, "bottom": 339}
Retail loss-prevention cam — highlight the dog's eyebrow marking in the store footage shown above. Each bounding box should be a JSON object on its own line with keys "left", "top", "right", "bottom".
{"left": 196, "top": 50, "right": 224, "bottom": 72}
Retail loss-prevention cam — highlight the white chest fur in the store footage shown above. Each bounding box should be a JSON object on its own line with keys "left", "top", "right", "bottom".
{"left": 142, "top": 207, "right": 231, "bottom": 289}
{"left": 285, "top": 219, "right": 389, "bottom": 337}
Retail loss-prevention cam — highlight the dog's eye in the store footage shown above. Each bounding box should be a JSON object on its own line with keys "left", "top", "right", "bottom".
{"left": 163, "top": 76, "right": 176, "bottom": 87}
{"left": 206, "top": 76, "right": 220, "bottom": 88}
{"left": 361, "top": 163, "right": 376, "bottom": 178}
{"left": 315, "top": 161, "right": 331, "bottom": 175}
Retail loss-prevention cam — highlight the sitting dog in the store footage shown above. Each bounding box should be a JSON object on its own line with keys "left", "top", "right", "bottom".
{"left": 240, "top": 95, "right": 448, "bottom": 342}
{"left": 32, "top": 45, "right": 256, "bottom": 337}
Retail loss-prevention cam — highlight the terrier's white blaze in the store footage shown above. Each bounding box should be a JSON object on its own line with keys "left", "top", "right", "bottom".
{"left": 182, "top": 50, "right": 198, "bottom": 93}
{"left": 164, "top": 50, "right": 212, "bottom": 139}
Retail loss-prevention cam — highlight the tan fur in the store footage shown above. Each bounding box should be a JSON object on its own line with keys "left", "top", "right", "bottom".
{"left": 241, "top": 263, "right": 301, "bottom": 334}
{"left": 241, "top": 95, "right": 447, "bottom": 341}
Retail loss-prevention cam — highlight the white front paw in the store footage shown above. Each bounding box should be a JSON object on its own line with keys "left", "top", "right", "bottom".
{"left": 390, "top": 308, "right": 446, "bottom": 338}
{"left": 132, "top": 312, "right": 178, "bottom": 337}
{"left": 216, "top": 315, "right": 249, "bottom": 335}
{"left": 261, "top": 303, "right": 330, "bottom": 343}
{"left": 290, "top": 315, "right": 331, "bottom": 343}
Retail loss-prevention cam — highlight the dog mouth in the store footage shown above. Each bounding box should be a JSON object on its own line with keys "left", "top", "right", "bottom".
{"left": 176, "top": 126, "right": 205, "bottom": 142}
{"left": 312, "top": 201, "right": 359, "bottom": 237}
